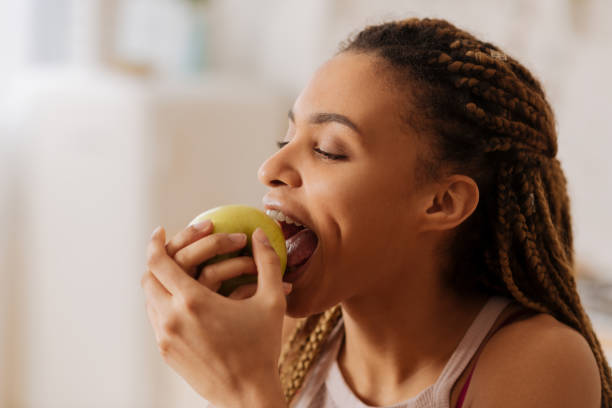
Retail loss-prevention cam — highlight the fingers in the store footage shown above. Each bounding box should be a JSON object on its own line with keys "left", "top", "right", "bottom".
{"left": 147, "top": 226, "right": 200, "bottom": 296}
{"left": 198, "top": 256, "right": 257, "bottom": 292}
{"left": 141, "top": 270, "right": 172, "bottom": 334}
{"left": 227, "top": 280, "right": 291, "bottom": 301}
{"left": 228, "top": 283, "right": 258, "bottom": 300}
{"left": 165, "top": 220, "right": 213, "bottom": 258}
{"left": 251, "top": 228, "right": 288, "bottom": 304}
{"left": 141, "top": 269, "right": 172, "bottom": 299}
{"left": 174, "top": 232, "right": 248, "bottom": 278}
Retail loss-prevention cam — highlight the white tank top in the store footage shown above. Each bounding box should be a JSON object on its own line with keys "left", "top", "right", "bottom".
{"left": 291, "top": 296, "right": 511, "bottom": 408}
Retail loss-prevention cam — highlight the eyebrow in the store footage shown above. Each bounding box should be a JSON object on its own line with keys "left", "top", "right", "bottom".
{"left": 288, "top": 109, "right": 362, "bottom": 135}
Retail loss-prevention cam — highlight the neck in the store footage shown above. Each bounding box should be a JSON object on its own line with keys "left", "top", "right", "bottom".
{"left": 338, "top": 270, "right": 488, "bottom": 405}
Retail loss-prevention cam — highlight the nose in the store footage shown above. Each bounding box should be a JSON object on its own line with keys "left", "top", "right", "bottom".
{"left": 257, "top": 142, "right": 302, "bottom": 188}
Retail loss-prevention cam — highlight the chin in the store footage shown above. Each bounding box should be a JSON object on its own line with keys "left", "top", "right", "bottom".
{"left": 284, "top": 285, "right": 344, "bottom": 319}
{"left": 284, "top": 292, "right": 320, "bottom": 318}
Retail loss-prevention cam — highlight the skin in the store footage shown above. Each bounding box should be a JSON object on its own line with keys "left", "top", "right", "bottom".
{"left": 142, "top": 51, "right": 601, "bottom": 407}
{"left": 142, "top": 226, "right": 289, "bottom": 408}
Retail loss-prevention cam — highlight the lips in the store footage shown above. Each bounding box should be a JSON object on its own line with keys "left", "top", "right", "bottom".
{"left": 278, "top": 217, "right": 318, "bottom": 269}
{"left": 263, "top": 200, "right": 320, "bottom": 279}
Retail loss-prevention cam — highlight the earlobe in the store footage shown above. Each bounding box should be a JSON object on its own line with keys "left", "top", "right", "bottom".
{"left": 420, "top": 175, "right": 479, "bottom": 232}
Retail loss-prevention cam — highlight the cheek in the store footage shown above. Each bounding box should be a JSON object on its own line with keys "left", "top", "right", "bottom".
{"left": 306, "top": 161, "right": 418, "bottom": 273}
{"left": 333, "top": 175, "right": 412, "bottom": 240}
{"left": 325, "top": 176, "right": 419, "bottom": 271}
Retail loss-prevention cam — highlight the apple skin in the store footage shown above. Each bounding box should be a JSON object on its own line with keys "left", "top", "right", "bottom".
{"left": 189, "top": 205, "right": 287, "bottom": 296}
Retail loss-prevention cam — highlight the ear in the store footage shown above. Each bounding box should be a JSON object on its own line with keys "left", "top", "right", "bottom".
{"left": 418, "top": 175, "right": 479, "bottom": 233}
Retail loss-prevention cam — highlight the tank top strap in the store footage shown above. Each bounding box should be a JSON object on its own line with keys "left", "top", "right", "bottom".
{"left": 292, "top": 296, "right": 513, "bottom": 408}
{"left": 431, "top": 295, "right": 512, "bottom": 406}
{"left": 454, "top": 307, "right": 538, "bottom": 408}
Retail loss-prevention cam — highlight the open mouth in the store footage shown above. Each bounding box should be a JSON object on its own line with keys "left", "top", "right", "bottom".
{"left": 265, "top": 208, "right": 319, "bottom": 281}
{"left": 280, "top": 221, "right": 319, "bottom": 276}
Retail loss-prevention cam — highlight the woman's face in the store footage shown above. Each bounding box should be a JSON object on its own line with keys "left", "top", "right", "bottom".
{"left": 258, "top": 52, "right": 434, "bottom": 317}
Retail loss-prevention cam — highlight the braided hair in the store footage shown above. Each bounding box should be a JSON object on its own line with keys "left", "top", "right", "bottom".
{"left": 278, "top": 18, "right": 611, "bottom": 406}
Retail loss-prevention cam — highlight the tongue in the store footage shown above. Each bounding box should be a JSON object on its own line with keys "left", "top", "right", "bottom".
{"left": 286, "top": 228, "right": 318, "bottom": 267}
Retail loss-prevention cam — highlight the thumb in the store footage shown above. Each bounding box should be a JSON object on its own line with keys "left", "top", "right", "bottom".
{"left": 251, "top": 228, "right": 288, "bottom": 300}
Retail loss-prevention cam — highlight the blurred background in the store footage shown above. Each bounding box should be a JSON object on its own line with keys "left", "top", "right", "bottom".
{"left": 0, "top": 0, "right": 611, "bottom": 407}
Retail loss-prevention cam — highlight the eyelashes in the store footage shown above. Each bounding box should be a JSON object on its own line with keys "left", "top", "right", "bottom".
{"left": 276, "top": 141, "right": 347, "bottom": 161}
{"left": 314, "top": 147, "right": 347, "bottom": 161}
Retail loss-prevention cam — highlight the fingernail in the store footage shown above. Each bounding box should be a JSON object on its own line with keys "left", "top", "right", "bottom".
{"left": 229, "top": 233, "right": 246, "bottom": 244}
{"left": 283, "top": 282, "right": 293, "bottom": 294}
{"left": 192, "top": 220, "right": 212, "bottom": 230}
{"left": 254, "top": 228, "right": 271, "bottom": 247}
{"left": 151, "top": 226, "right": 161, "bottom": 238}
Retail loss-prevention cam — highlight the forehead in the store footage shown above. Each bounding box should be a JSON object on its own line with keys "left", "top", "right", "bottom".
{"left": 292, "top": 52, "right": 411, "bottom": 145}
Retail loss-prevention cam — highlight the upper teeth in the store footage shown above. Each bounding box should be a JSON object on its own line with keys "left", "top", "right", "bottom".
{"left": 265, "top": 209, "right": 303, "bottom": 227}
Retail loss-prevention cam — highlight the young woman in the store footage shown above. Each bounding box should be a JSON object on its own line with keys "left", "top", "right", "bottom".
{"left": 142, "top": 18, "right": 611, "bottom": 407}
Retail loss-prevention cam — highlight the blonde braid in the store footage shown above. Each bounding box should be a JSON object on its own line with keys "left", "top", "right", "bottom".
{"left": 279, "top": 306, "right": 342, "bottom": 403}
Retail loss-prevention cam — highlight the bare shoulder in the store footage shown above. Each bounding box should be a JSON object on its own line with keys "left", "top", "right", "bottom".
{"left": 470, "top": 311, "right": 601, "bottom": 408}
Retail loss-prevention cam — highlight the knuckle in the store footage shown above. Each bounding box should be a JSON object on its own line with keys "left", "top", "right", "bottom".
{"left": 173, "top": 249, "right": 187, "bottom": 267}
{"left": 161, "top": 316, "right": 180, "bottom": 335}
{"left": 263, "top": 248, "right": 280, "bottom": 261}
{"left": 215, "top": 234, "right": 235, "bottom": 252}
{"left": 181, "top": 295, "right": 200, "bottom": 313}
{"left": 203, "top": 262, "right": 216, "bottom": 276}
{"left": 201, "top": 264, "right": 217, "bottom": 283}
{"left": 157, "top": 337, "right": 172, "bottom": 356}
{"left": 165, "top": 242, "right": 179, "bottom": 258}
{"left": 263, "top": 256, "right": 281, "bottom": 270}
{"left": 269, "top": 255, "right": 281, "bottom": 265}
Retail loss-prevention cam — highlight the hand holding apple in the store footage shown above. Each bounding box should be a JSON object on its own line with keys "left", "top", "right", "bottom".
{"left": 164, "top": 218, "right": 258, "bottom": 298}
{"left": 142, "top": 226, "right": 289, "bottom": 407}
{"left": 188, "top": 205, "right": 287, "bottom": 296}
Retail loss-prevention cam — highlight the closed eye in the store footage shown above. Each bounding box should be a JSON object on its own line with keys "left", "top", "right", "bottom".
{"left": 276, "top": 141, "right": 347, "bottom": 161}
{"left": 313, "top": 147, "right": 346, "bottom": 161}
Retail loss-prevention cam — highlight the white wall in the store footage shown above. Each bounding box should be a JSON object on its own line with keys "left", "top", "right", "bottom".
{"left": 5, "top": 73, "right": 158, "bottom": 408}
{"left": 0, "top": 108, "right": 22, "bottom": 408}
{"left": 1, "top": 71, "right": 285, "bottom": 407}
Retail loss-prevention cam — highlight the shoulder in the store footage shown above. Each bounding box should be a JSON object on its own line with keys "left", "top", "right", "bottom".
{"left": 469, "top": 309, "right": 601, "bottom": 408}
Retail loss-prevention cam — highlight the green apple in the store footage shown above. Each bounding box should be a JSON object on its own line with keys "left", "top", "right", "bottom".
{"left": 189, "top": 204, "right": 287, "bottom": 296}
